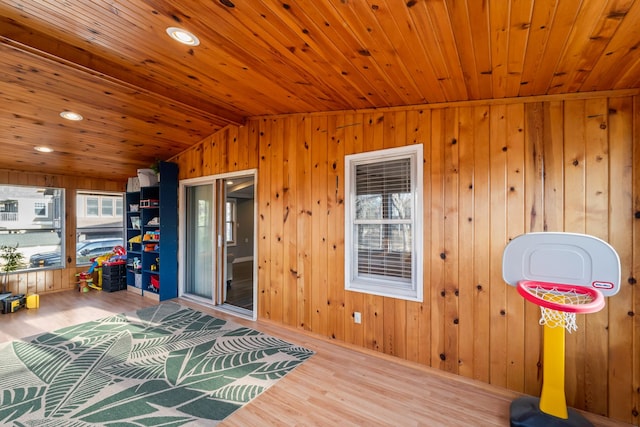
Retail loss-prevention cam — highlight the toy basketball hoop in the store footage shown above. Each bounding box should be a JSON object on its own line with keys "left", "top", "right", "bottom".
{"left": 503, "top": 232, "right": 620, "bottom": 427}
{"left": 516, "top": 281, "right": 605, "bottom": 333}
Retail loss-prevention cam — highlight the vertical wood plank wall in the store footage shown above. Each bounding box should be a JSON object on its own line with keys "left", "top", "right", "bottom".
{"left": 0, "top": 170, "right": 126, "bottom": 295}
{"left": 175, "top": 93, "right": 639, "bottom": 424}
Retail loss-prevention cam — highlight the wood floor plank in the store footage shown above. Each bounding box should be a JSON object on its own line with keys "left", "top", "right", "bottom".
{"left": 0, "top": 291, "right": 629, "bottom": 427}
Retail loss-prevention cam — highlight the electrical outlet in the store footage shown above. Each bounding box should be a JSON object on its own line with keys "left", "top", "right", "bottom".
{"left": 354, "top": 312, "right": 362, "bottom": 324}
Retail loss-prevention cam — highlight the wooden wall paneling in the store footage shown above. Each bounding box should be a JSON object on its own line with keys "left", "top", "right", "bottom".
{"left": 257, "top": 119, "right": 272, "bottom": 320}
{"left": 213, "top": 131, "right": 225, "bottom": 175}
{"left": 198, "top": 137, "right": 211, "bottom": 177}
{"left": 282, "top": 116, "right": 298, "bottom": 328}
{"left": 562, "top": 99, "right": 588, "bottom": 409}
{"left": 246, "top": 120, "right": 260, "bottom": 171}
{"left": 43, "top": 269, "right": 54, "bottom": 293}
{"left": 227, "top": 126, "right": 239, "bottom": 171}
{"left": 442, "top": 108, "right": 460, "bottom": 374}
{"left": 457, "top": 106, "right": 475, "bottom": 378}
{"left": 295, "top": 116, "right": 313, "bottom": 331}
{"left": 25, "top": 271, "right": 37, "bottom": 295}
{"left": 522, "top": 102, "right": 545, "bottom": 397}
{"left": 343, "top": 112, "right": 365, "bottom": 347}
{"left": 326, "top": 114, "right": 345, "bottom": 341}
{"left": 430, "top": 108, "right": 447, "bottom": 369}
{"left": 382, "top": 111, "right": 405, "bottom": 358}
{"left": 222, "top": 127, "right": 232, "bottom": 172}
{"left": 34, "top": 270, "right": 44, "bottom": 294}
{"left": 168, "top": 93, "right": 639, "bottom": 423}
{"left": 394, "top": 111, "right": 408, "bottom": 360}
{"left": 584, "top": 98, "right": 611, "bottom": 416}
{"left": 174, "top": 139, "right": 198, "bottom": 180}
{"left": 607, "top": 96, "right": 635, "bottom": 423}
{"left": 269, "top": 118, "right": 285, "bottom": 325}
{"left": 633, "top": 95, "right": 640, "bottom": 426}
{"left": 205, "top": 134, "right": 217, "bottom": 176}
{"left": 408, "top": 108, "right": 432, "bottom": 367}
{"left": 542, "top": 101, "right": 565, "bottom": 234}
{"left": 310, "top": 115, "right": 329, "bottom": 336}
{"left": 505, "top": 103, "right": 526, "bottom": 392}
{"left": 362, "top": 112, "right": 385, "bottom": 352}
{"left": 489, "top": 104, "right": 509, "bottom": 388}
{"left": 472, "top": 105, "right": 491, "bottom": 383}
{"left": 236, "top": 125, "right": 249, "bottom": 171}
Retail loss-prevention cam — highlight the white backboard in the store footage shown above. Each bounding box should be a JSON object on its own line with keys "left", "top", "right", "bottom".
{"left": 502, "top": 232, "right": 621, "bottom": 297}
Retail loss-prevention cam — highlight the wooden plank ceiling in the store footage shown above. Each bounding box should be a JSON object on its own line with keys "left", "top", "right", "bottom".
{"left": 1, "top": 0, "right": 640, "bottom": 181}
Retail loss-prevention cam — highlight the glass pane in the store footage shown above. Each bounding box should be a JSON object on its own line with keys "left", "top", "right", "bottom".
{"left": 356, "top": 223, "right": 412, "bottom": 280}
{"left": 355, "top": 194, "right": 382, "bottom": 220}
{"left": 0, "top": 185, "right": 64, "bottom": 270}
{"left": 86, "top": 198, "right": 99, "bottom": 216}
{"left": 185, "top": 184, "right": 214, "bottom": 299}
{"left": 76, "top": 192, "right": 124, "bottom": 265}
{"left": 355, "top": 158, "right": 412, "bottom": 221}
{"left": 101, "top": 198, "right": 114, "bottom": 216}
{"left": 388, "top": 193, "right": 412, "bottom": 219}
{"left": 34, "top": 202, "right": 46, "bottom": 217}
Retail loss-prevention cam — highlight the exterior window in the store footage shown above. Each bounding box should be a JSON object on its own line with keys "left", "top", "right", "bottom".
{"left": 0, "top": 185, "right": 64, "bottom": 270}
{"left": 76, "top": 191, "right": 124, "bottom": 266}
{"left": 86, "top": 197, "right": 99, "bottom": 216}
{"left": 101, "top": 198, "right": 114, "bottom": 216}
{"left": 344, "top": 144, "right": 423, "bottom": 302}
{"left": 225, "top": 199, "right": 237, "bottom": 245}
{"left": 0, "top": 200, "right": 18, "bottom": 222}
{"left": 34, "top": 202, "right": 47, "bottom": 217}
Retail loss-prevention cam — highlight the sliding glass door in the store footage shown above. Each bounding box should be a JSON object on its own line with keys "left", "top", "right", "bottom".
{"left": 180, "top": 172, "right": 256, "bottom": 318}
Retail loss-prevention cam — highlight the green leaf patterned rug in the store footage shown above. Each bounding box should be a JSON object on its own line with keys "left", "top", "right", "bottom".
{"left": 0, "top": 302, "right": 314, "bottom": 426}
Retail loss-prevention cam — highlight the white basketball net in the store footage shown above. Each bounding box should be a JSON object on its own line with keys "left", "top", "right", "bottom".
{"left": 529, "top": 285, "right": 596, "bottom": 333}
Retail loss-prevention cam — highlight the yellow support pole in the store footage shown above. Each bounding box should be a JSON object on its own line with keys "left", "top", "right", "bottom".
{"left": 539, "top": 322, "right": 568, "bottom": 419}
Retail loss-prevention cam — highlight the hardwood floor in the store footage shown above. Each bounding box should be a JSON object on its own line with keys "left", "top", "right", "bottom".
{"left": 0, "top": 290, "right": 630, "bottom": 427}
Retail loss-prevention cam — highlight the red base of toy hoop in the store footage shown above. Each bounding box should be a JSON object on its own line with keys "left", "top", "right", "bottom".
{"left": 516, "top": 280, "right": 605, "bottom": 314}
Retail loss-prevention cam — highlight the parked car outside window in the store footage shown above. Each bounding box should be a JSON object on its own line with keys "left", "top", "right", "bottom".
{"left": 29, "top": 238, "right": 123, "bottom": 268}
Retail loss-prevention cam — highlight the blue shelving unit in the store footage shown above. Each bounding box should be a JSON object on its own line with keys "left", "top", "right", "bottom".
{"left": 126, "top": 161, "right": 178, "bottom": 301}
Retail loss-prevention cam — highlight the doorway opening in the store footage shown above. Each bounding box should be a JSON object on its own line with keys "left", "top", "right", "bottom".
{"left": 179, "top": 171, "right": 256, "bottom": 320}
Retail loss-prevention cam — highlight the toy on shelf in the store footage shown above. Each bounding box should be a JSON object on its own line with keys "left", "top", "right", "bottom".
{"left": 143, "top": 230, "right": 160, "bottom": 241}
{"left": 140, "top": 199, "right": 159, "bottom": 208}
{"left": 149, "top": 274, "right": 159, "bottom": 292}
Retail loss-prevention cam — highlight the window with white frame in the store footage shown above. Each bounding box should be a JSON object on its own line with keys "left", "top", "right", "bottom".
{"left": 344, "top": 144, "right": 423, "bottom": 302}
{"left": 75, "top": 191, "right": 124, "bottom": 265}
{"left": 34, "top": 202, "right": 47, "bottom": 217}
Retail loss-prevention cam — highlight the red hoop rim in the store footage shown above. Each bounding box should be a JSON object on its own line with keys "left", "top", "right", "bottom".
{"left": 516, "top": 280, "right": 605, "bottom": 314}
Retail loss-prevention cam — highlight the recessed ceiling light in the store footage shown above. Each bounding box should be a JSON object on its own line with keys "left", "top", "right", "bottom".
{"left": 60, "top": 111, "right": 83, "bottom": 121}
{"left": 34, "top": 146, "right": 54, "bottom": 153}
{"left": 166, "top": 27, "right": 200, "bottom": 46}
